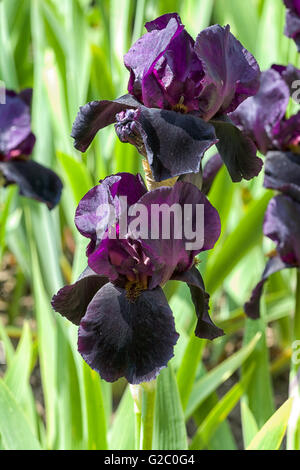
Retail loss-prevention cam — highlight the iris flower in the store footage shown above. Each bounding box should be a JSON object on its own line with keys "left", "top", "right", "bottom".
{"left": 52, "top": 172, "right": 223, "bottom": 384}
{"left": 283, "top": 0, "right": 300, "bottom": 51}
{"left": 0, "top": 88, "right": 62, "bottom": 209}
{"left": 231, "top": 66, "right": 300, "bottom": 317}
{"left": 71, "top": 13, "right": 262, "bottom": 184}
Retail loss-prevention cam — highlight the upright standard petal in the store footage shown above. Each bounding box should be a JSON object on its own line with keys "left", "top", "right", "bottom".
{"left": 132, "top": 181, "right": 221, "bottom": 287}
{"left": 264, "top": 151, "right": 300, "bottom": 202}
{"left": 195, "top": 25, "right": 260, "bottom": 121}
{"left": 171, "top": 266, "right": 224, "bottom": 340}
{"left": 124, "top": 15, "right": 184, "bottom": 107}
{"left": 75, "top": 172, "right": 147, "bottom": 244}
{"left": 230, "top": 69, "right": 290, "bottom": 154}
{"left": 78, "top": 283, "right": 179, "bottom": 384}
{"left": 0, "top": 159, "right": 63, "bottom": 210}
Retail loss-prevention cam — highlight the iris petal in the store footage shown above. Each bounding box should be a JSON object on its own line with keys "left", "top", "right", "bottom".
{"left": 171, "top": 266, "right": 224, "bottom": 340}
{"left": 210, "top": 116, "right": 263, "bottom": 182}
{"left": 78, "top": 282, "right": 179, "bottom": 384}
{"left": 51, "top": 266, "right": 107, "bottom": 325}
{"left": 0, "top": 159, "right": 63, "bottom": 209}
{"left": 195, "top": 24, "right": 260, "bottom": 120}
{"left": 264, "top": 151, "right": 300, "bottom": 202}
{"left": 137, "top": 107, "right": 218, "bottom": 181}
{"left": 244, "top": 256, "right": 292, "bottom": 319}
{"left": 71, "top": 95, "right": 141, "bottom": 152}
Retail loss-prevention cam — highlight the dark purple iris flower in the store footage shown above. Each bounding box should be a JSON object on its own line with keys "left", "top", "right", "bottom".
{"left": 234, "top": 65, "right": 300, "bottom": 318}
{"left": 283, "top": 0, "right": 300, "bottom": 51}
{"left": 71, "top": 13, "right": 262, "bottom": 184}
{"left": 245, "top": 194, "right": 300, "bottom": 319}
{"left": 0, "top": 89, "right": 62, "bottom": 209}
{"left": 230, "top": 65, "right": 300, "bottom": 190}
{"left": 52, "top": 172, "right": 223, "bottom": 384}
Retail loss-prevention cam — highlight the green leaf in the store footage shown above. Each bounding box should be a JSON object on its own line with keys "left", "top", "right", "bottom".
{"left": 109, "top": 386, "right": 135, "bottom": 450}
{"left": 82, "top": 362, "right": 108, "bottom": 450}
{"left": 247, "top": 398, "right": 293, "bottom": 450}
{"left": 153, "top": 364, "right": 188, "bottom": 450}
{"left": 186, "top": 333, "right": 261, "bottom": 419}
{"left": 190, "top": 365, "right": 254, "bottom": 450}
{"left": 0, "top": 379, "right": 42, "bottom": 450}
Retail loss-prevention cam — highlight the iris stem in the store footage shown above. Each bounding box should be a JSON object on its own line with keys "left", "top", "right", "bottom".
{"left": 130, "top": 385, "right": 142, "bottom": 450}
{"left": 130, "top": 381, "right": 156, "bottom": 450}
{"left": 141, "top": 382, "right": 156, "bottom": 450}
{"left": 287, "top": 269, "right": 300, "bottom": 449}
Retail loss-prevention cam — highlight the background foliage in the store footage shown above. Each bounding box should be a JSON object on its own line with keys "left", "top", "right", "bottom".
{"left": 0, "top": 0, "right": 299, "bottom": 450}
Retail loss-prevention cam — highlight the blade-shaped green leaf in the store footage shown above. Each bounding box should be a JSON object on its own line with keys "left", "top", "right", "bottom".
{"left": 247, "top": 398, "right": 293, "bottom": 450}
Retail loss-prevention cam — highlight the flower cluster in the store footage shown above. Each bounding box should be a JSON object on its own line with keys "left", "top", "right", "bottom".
{"left": 231, "top": 65, "right": 300, "bottom": 318}
{"left": 0, "top": 88, "right": 62, "bottom": 209}
{"left": 71, "top": 13, "right": 262, "bottom": 184}
{"left": 52, "top": 13, "right": 266, "bottom": 384}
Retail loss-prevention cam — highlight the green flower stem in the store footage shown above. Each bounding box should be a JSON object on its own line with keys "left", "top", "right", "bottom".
{"left": 130, "top": 381, "right": 156, "bottom": 450}
{"left": 287, "top": 270, "right": 300, "bottom": 450}
{"left": 141, "top": 381, "right": 156, "bottom": 450}
{"left": 130, "top": 384, "right": 142, "bottom": 450}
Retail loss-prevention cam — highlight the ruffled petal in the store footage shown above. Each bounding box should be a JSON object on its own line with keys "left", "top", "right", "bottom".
{"left": 0, "top": 159, "right": 62, "bottom": 209}
{"left": 131, "top": 181, "right": 221, "bottom": 286}
{"left": 195, "top": 24, "right": 260, "bottom": 120}
{"left": 171, "top": 266, "right": 224, "bottom": 340}
{"left": 75, "top": 172, "right": 147, "bottom": 243}
{"left": 124, "top": 16, "right": 184, "bottom": 106}
{"left": 51, "top": 266, "right": 108, "bottom": 325}
{"left": 78, "top": 282, "right": 179, "bottom": 384}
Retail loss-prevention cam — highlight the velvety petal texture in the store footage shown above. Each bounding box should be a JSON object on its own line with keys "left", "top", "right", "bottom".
{"left": 195, "top": 25, "right": 260, "bottom": 120}
{"left": 0, "top": 159, "right": 63, "bottom": 210}
{"left": 71, "top": 95, "right": 141, "bottom": 152}
{"left": 171, "top": 266, "right": 224, "bottom": 339}
{"left": 0, "top": 89, "right": 35, "bottom": 160}
{"left": 230, "top": 68, "right": 290, "bottom": 154}
{"left": 129, "top": 180, "right": 221, "bottom": 287}
{"left": 136, "top": 107, "right": 218, "bottom": 181}
{"left": 78, "top": 283, "right": 179, "bottom": 384}
{"left": 210, "top": 115, "right": 263, "bottom": 182}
